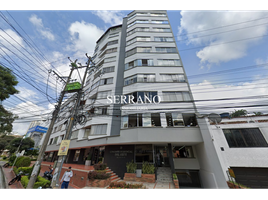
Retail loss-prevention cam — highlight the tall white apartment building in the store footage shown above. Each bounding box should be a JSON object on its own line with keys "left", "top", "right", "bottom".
{"left": 45, "top": 10, "right": 228, "bottom": 188}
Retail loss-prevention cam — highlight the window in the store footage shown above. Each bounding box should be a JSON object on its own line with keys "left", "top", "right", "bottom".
{"left": 125, "top": 59, "right": 154, "bottom": 70}
{"left": 143, "top": 113, "right": 151, "bottom": 127}
{"left": 100, "top": 77, "right": 113, "bottom": 85}
{"left": 91, "top": 80, "right": 100, "bottom": 90}
{"left": 94, "top": 46, "right": 99, "bottom": 54}
{"left": 127, "top": 20, "right": 149, "bottom": 28}
{"left": 125, "top": 48, "right": 136, "bottom": 57}
{"left": 166, "top": 113, "right": 184, "bottom": 127}
{"left": 107, "top": 40, "right": 118, "bottom": 46}
{"left": 160, "top": 74, "right": 185, "bottom": 82}
{"left": 70, "top": 130, "right": 79, "bottom": 139}
{"left": 151, "top": 113, "right": 161, "bottom": 126}
{"left": 162, "top": 92, "right": 191, "bottom": 102}
{"left": 173, "top": 146, "right": 194, "bottom": 158}
{"left": 151, "top": 20, "right": 168, "bottom": 24}
{"left": 137, "top": 47, "right": 151, "bottom": 53}
{"left": 153, "top": 28, "right": 171, "bottom": 32}
{"left": 154, "top": 37, "right": 174, "bottom": 42}
{"left": 124, "top": 75, "right": 137, "bottom": 85}
{"left": 155, "top": 47, "right": 177, "bottom": 53}
{"left": 223, "top": 128, "right": 268, "bottom": 148}
{"left": 91, "top": 124, "right": 107, "bottom": 135}
{"left": 126, "top": 37, "right": 151, "bottom": 45}
{"left": 52, "top": 137, "right": 58, "bottom": 145}
{"left": 106, "top": 47, "right": 117, "bottom": 54}
{"left": 94, "top": 70, "right": 102, "bottom": 79}
{"left": 95, "top": 107, "right": 108, "bottom": 115}
{"left": 137, "top": 74, "right": 155, "bottom": 83}
{"left": 84, "top": 128, "right": 91, "bottom": 138}
{"left": 109, "top": 32, "right": 119, "bottom": 38}
{"left": 103, "top": 66, "right": 115, "bottom": 73}
{"left": 157, "top": 59, "right": 182, "bottom": 66}
{"left": 150, "top": 13, "right": 166, "bottom": 17}
{"left": 73, "top": 150, "right": 80, "bottom": 162}
{"left": 49, "top": 138, "right": 53, "bottom": 145}
{"left": 105, "top": 56, "right": 116, "bottom": 63}
{"left": 135, "top": 144, "right": 153, "bottom": 163}
{"left": 97, "top": 90, "right": 111, "bottom": 99}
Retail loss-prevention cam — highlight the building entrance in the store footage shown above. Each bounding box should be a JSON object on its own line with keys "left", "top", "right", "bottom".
{"left": 155, "top": 146, "right": 170, "bottom": 167}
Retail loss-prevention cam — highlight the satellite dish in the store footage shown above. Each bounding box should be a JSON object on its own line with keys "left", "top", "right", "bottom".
{"left": 208, "top": 113, "right": 222, "bottom": 124}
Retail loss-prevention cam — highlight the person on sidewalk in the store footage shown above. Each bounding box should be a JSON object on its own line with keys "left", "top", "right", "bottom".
{"left": 60, "top": 167, "right": 73, "bottom": 189}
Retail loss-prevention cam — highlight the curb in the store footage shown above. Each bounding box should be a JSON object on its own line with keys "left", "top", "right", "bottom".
{"left": 0, "top": 166, "right": 8, "bottom": 189}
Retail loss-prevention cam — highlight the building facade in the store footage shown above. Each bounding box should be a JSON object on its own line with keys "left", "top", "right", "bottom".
{"left": 206, "top": 114, "right": 268, "bottom": 188}
{"left": 45, "top": 10, "right": 228, "bottom": 188}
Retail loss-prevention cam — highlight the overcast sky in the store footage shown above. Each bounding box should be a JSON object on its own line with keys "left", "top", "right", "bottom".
{"left": 1, "top": 2, "right": 268, "bottom": 135}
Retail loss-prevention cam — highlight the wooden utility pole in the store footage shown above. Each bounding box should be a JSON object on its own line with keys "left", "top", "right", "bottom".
{"left": 26, "top": 59, "right": 76, "bottom": 189}
{"left": 50, "top": 54, "right": 94, "bottom": 188}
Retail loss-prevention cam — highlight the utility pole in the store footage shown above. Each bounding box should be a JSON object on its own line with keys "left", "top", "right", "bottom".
{"left": 50, "top": 54, "right": 94, "bottom": 188}
{"left": 26, "top": 59, "right": 76, "bottom": 189}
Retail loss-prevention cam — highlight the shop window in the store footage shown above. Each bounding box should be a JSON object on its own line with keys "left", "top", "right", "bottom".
{"left": 73, "top": 150, "right": 80, "bottom": 162}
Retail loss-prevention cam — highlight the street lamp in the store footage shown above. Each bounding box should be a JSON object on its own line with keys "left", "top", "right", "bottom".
{"left": 10, "top": 135, "right": 25, "bottom": 172}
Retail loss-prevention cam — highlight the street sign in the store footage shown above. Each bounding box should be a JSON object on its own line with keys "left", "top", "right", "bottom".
{"left": 65, "top": 82, "right": 81, "bottom": 92}
{"left": 58, "top": 140, "right": 70, "bottom": 156}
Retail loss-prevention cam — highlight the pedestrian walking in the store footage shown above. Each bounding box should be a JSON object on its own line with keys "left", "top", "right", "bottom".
{"left": 60, "top": 167, "right": 73, "bottom": 189}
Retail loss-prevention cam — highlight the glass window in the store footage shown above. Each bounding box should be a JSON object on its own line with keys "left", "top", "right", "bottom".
{"left": 91, "top": 124, "right": 107, "bottom": 135}
{"left": 124, "top": 75, "right": 137, "bottom": 86}
{"left": 97, "top": 90, "right": 111, "bottom": 99}
{"left": 107, "top": 40, "right": 118, "bottom": 46}
{"left": 71, "top": 130, "right": 79, "bottom": 139}
{"left": 223, "top": 129, "right": 268, "bottom": 148}
{"left": 73, "top": 150, "right": 80, "bottom": 162}
{"left": 121, "top": 116, "right": 128, "bottom": 128}
{"left": 160, "top": 74, "right": 185, "bottom": 82}
{"left": 151, "top": 20, "right": 168, "bottom": 24}
{"left": 172, "top": 113, "right": 184, "bottom": 127}
{"left": 157, "top": 59, "right": 182, "bottom": 66}
{"left": 150, "top": 13, "right": 166, "bottom": 17}
{"left": 154, "top": 37, "right": 174, "bottom": 42}
{"left": 84, "top": 129, "right": 91, "bottom": 138}
{"left": 135, "top": 144, "right": 153, "bottom": 163}
{"left": 103, "top": 66, "right": 115, "bottom": 74}
{"left": 155, "top": 47, "right": 177, "bottom": 53}
{"left": 137, "top": 74, "right": 155, "bottom": 83}
{"left": 137, "top": 47, "right": 152, "bottom": 53}
{"left": 182, "top": 92, "right": 191, "bottom": 101}
{"left": 151, "top": 113, "right": 161, "bottom": 126}
{"left": 100, "top": 78, "right": 113, "bottom": 85}
{"left": 153, "top": 28, "right": 171, "bottom": 32}
{"left": 163, "top": 92, "right": 183, "bottom": 101}
{"left": 173, "top": 146, "right": 194, "bottom": 158}
{"left": 105, "top": 56, "right": 116, "bottom": 63}
{"left": 128, "top": 114, "right": 137, "bottom": 127}
{"left": 143, "top": 113, "right": 151, "bottom": 127}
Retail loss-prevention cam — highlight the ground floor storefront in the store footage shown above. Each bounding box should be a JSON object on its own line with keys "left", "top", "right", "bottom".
{"left": 44, "top": 143, "right": 203, "bottom": 188}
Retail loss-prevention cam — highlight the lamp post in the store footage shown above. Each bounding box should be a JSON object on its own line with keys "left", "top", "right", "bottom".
{"left": 10, "top": 135, "right": 25, "bottom": 172}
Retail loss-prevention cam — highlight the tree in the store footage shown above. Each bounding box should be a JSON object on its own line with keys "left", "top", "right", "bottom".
{"left": 253, "top": 112, "right": 263, "bottom": 116}
{"left": 6, "top": 137, "right": 34, "bottom": 154}
{"left": 0, "top": 135, "right": 15, "bottom": 153}
{"left": 0, "top": 65, "right": 19, "bottom": 134}
{"left": 230, "top": 109, "right": 248, "bottom": 117}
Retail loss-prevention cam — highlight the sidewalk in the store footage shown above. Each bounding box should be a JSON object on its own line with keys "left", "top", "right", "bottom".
{"left": 1, "top": 166, "right": 24, "bottom": 189}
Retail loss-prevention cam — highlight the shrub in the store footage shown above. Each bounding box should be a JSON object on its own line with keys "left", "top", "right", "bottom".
{"left": 21, "top": 176, "right": 29, "bottom": 188}
{"left": 15, "top": 156, "right": 31, "bottom": 168}
{"left": 173, "top": 173, "right": 177, "bottom": 180}
{"left": 9, "top": 155, "right": 16, "bottom": 164}
{"left": 13, "top": 167, "right": 19, "bottom": 175}
{"left": 88, "top": 171, "right": 110, "bottom": 180}
{"left": 17, "top": 166, "right": 33, "bottom": 175}
{"left": 108, "top": 181, "right": 144, "bottom": 189}
{"left": 93, "top": 163, "right": 107, "bottom": 171}
{"left": 20, "top": 175, "right": 50, "bottom": 189}
{"left": 142, "top": 162, "right": 155, "bottom": 174}
{"left": 126, "top": 160, "right": 137, "bottom": 173}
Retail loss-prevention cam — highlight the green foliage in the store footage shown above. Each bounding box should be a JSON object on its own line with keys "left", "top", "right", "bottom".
{"left": 126, "top": 160, "right": 137, "bottom": 173}
{"left": 0, "top": 135, "right": 15, "bottom": 152}
{"left": 88, "top": 171, "right": 110, "bottom": 180}
{"left": 0, "top": 65, "right": 19, "bottom": 134}
{"left": 231, "top": 109, "right": 247, "bottom": 117}
{"left": 15, "top": 156, "right": 31, "bottom": 168}
{"left": 20, "top": 175, "right": 51, "bottom": 189}
{"left": 3, "top": 156, "right": 7, "bottom": 160}
{"left": 108, "top": 181, "right": 144, "bottom": 189}
{"left": 93, "top": 163, "right": 107, "bottom": 171}
{"left": 142, "top": 162, "right": 155, "bottom": 174}
{"left": 173, "top": 173, "right": 178, "bottom": 180}
{"left": 25, "top": 149, "right": 39, "bottom": 156}
{"left": 13, "top": 166, "right": 19, "bottom": 175}
{"left": 253, "top": 112, "right": 263, "bottom": 116}
{"left": 7, "top": 137, "right": 34, "bottom": 154}
{"left": 17, "top": 166, "right": 33, "bottom": 175}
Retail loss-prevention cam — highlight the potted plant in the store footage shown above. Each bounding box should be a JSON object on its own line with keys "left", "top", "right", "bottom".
{"left": 173, "top": 173, "right": 179, "bottom": 188}
{"left": 85, "top": 153, "right": 92, "bottom": 166}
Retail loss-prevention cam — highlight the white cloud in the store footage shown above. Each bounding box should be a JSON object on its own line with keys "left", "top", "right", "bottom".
{"left": 11, "top": 101, "right": 52, "bottom": 135}
{"left": 93, "top": 10, "right": 124, "bottom": 26}
{"left": 29, "top": 14, "right": 55, "bottom": 41}
{"left": 178, "top": 11, "right": 268, "bottom": 67}
{"left": 0, "top": 29, "right": 24, "bottom": 54}
{"left": 67, "top": 21, "right": 104, "bottom": 57}
{"left": 16, "top": 86, "right": 38, "bottom": 100}
{"left": 190, "top": 78, "right": 268, "bottom": 114}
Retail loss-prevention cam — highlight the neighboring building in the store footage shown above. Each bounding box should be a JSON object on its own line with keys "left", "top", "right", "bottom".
{"left": 45, "top": 10, "right": 228, "bottom": 188}
{"left": 25, "top": 125, "right": 48, "bottom": 148}
{"left": 206, "top": 114, "right": 268, "bottom": 188}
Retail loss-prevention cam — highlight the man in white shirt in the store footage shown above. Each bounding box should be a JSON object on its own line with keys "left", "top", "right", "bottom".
{"left": 60, "top": 167, "right": 73, "bottom": 189}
